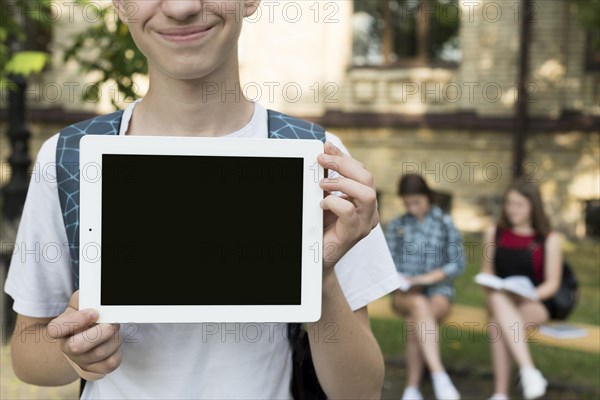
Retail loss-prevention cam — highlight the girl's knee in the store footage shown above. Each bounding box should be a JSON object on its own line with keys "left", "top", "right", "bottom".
{"left": 407, "top": 295, "right": 433, "bottom": 320}
{"left": 486, "top": 289, "right": 512, "bottom": 306}
{"left": 429, "top": 295, "right": 451, "bottom": 321}
{"left": 519, "top": 302, "right": 550, "bottom": 326}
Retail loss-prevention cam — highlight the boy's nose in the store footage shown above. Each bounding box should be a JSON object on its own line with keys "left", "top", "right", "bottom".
{"left": 161, "top": 0, "right": 203, "bottom": 21}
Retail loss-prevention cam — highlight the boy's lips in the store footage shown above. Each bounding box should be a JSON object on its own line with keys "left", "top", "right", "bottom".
{"left": 156, "top": 25, "right": 215, "bottom": 42}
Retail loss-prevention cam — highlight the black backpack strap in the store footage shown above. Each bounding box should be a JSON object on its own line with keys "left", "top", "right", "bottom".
{"left": 55, "top": 110, "right": 123, "bottom": 292}
{"left": 288, "top": 323, "right": 326, "bottom": 400}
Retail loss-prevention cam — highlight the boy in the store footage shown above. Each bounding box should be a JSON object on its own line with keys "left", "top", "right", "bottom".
{"left": 5, "top": 1, "right": 399, "bottom": 398}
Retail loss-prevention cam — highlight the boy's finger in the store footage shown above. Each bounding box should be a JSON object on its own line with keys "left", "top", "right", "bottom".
{"left": 47, "top": 309, "right": 99, "bottom": 339}
{"left": 77, "top": 331, "right": 124, "bottom": 366}
{"left": 320, "top": 194, "right": 357, "bottom": 222}
{"left": 65, "top": 324, "right": 121, "bottom": 358}
{"left": 323, "top": 142, "right": 365, "bottom": 168}
{"left": 319, "top": 176, "right": 375, "bottom": 207}
{"left": 318, "top": 153, "right": 373, "bottom": 189}
{"left": 80, "top": 350, "right": 123, "bottom": 375}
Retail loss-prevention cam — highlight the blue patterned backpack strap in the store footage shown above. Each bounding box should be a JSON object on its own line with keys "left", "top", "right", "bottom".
{"left": 267, "top": 110, "right": 326, "bottom": 142}
{"left": 267, "top": 109, "right": 327, "bottom": 399}
{"left": 56, "top": 111, "right": 124, "bottom": 291}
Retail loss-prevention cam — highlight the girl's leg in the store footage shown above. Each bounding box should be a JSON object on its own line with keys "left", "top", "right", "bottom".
{"left": 396, "top": 291, "right": 459, "bottom": 399}
{"left": 485, "top": 289, "right": 535, "bottom": 368}
{"left": 488, "top": 317, "right": 513, "bottom": 397}
{"left": 517, "top": 299, "right": 550, "bottom": 327}
{"left": 429, "top": 294, "right": 451, "bottom": 322}
{"left": 403, "top": 292, "right": 444, "bottom": 373}
{"left": 394, "top": 291, "right": 426, "bottom": 388}
{"left": 426, "top": 294, "right": 460, "bottom": 400}
{"left": 516, "top": 299, "right": 550, "bottom": 399}
{"left": 405, "top": 329, "right": 425, "bottom": 388}
{"left": 486, "top": 289, "right": 549, "bottom": 399}
{"left": 394, "top": 290, "right": 427, "bottom": 399}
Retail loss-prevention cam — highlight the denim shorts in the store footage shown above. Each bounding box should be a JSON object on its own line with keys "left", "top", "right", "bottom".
{"left": 422, "top": 282, "right": 455, "bottom": 301}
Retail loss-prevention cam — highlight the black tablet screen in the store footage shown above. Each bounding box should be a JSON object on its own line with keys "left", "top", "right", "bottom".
{"left": 100, "top": 154, "right": 303, "bottom": 306}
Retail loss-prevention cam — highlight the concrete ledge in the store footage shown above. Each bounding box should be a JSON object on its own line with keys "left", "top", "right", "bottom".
{"left": 369, "top": 297, "right": 600, "bottom": 354}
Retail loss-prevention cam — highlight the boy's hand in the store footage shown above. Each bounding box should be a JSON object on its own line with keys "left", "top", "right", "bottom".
{"left": 47, "top": 291, "right": 124, "bottom": 381}
{"left": 318, "top": 141, "right": 379, "bottom": 272}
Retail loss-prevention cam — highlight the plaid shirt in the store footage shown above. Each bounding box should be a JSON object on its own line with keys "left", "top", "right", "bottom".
{"left": 385, "top": 206, "right": 465, "bottom": 279}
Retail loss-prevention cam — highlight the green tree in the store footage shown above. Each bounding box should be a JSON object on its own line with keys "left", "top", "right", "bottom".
{"left": 575, "top": 0, "right": 600, "bottom": 52}
{"left": 2, "top": 0, "right": 146, "bottom": 108}
{"left": 62, "top": 0, "right": 147, "bottom": 107}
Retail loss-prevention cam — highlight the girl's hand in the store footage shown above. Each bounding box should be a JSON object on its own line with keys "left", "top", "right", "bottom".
{"left": 406, "top": 275, "right": 428, "bottom": 286}
{"left": 318, "top": 141, "right": 379, "bottom": 272}
{"left": 408, "top": 269, "right": 446, "bottom": 286}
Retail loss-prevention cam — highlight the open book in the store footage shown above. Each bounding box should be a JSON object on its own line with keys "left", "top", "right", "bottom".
{"left": 539, "top": 323, "right": 588, "bottom": 340}
{"left": 397, "top": 273, "right": 412, "bottom": 292}
{"left": 474, "top": 273, "right": 538, "bottom": 300}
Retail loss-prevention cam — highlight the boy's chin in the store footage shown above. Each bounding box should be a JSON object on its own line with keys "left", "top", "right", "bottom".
{"left": 156, "top": 63, "right": 223, "bottom": 82}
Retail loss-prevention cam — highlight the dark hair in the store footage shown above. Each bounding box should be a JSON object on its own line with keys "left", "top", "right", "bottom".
{"left": 498, "top": 180, "right": 551, "bottom": 237}
{"left": 397, "top": 174, "right": 434, "bottom": 203}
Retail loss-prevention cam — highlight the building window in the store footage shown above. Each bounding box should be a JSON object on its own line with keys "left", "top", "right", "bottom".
{"left": 352, "top": 0, "right": 461, "bottom": 67}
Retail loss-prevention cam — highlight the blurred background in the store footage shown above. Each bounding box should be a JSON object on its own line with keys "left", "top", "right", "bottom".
{"left": 1, "top": 0, "right": 599, "bottom": 399}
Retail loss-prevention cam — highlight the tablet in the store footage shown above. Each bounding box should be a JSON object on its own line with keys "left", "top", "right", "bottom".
{"left": 79, "top": 135, "right": 324, "bottom": 323}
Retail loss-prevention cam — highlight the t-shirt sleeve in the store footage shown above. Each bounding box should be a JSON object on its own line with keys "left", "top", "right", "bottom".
{"left": 3, "top": 133, "right": 73, "bottom": 318}
{"left": 324, "top": 132, "right": 400, "bottom": 311}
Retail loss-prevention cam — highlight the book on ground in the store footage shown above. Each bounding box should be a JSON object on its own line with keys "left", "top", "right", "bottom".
{"left": 474, "top": 273, "right": 538, "bottom": 300}
{"left": 539, "top": 324, "right": 588, "bottom": 339}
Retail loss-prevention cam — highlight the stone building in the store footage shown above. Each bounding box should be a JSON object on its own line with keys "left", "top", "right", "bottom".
{"left": 1, "top": 0, "right": 599, "bottom": 236}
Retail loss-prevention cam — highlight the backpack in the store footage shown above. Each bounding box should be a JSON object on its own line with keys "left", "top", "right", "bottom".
{"left": 535, "top": 234, "right": 579, "bottom": 320}
{"left": 55, "top": 109, "right": 327, "bottom": 400}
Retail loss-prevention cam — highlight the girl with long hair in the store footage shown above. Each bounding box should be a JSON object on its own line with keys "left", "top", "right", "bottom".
{"left": 482, "top": 181, "right": 562, "bottom": 400}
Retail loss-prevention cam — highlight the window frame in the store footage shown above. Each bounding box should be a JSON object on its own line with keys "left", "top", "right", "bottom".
{"left": 352, "top": 0, "right": 461, "bottom": 69}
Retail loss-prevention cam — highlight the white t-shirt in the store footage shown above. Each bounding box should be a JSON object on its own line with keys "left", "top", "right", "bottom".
{"left": 4, "top": 101, "right": 399, "bottom": 399}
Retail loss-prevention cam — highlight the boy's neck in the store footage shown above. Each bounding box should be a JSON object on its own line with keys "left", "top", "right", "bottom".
{"left": 126, "top": 63, "right": 255, "bottom": 137}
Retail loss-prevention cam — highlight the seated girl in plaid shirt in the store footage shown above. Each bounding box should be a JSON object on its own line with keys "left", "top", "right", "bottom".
{"left": 385, "top": 173, "right": 465, "bottom": 400}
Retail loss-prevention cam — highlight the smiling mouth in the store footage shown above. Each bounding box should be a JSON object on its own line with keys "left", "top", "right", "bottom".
{"left": 157, "top": 26, "right": 215, "bottom": 42}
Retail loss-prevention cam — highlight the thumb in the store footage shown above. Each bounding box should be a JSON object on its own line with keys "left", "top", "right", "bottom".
{"left": 65, "top": 290, "right": 80, "bottom": 313}
{"left": 47, "top": 291, "right": 99, "bottom": 339}
{"left": 47, "top": 309, "right": 99, "bottom": 340}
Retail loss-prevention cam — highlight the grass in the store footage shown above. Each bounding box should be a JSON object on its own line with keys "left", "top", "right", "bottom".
{"left": 372, "top": 318, "right": 600, "bottom": 391}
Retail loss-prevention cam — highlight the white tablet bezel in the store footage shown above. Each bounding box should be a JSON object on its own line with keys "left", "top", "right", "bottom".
{"left": 79, "top": 135, "right": 324, "bottom": 323}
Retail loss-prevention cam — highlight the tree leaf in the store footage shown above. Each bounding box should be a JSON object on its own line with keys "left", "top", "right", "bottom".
{"left": 5, "top": 51, "right": 49, "bottom": 76}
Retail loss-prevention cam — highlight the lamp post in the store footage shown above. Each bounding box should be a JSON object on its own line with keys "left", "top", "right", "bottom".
{"left": 1, "top": 75, "right": 32, "bottom": 341}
